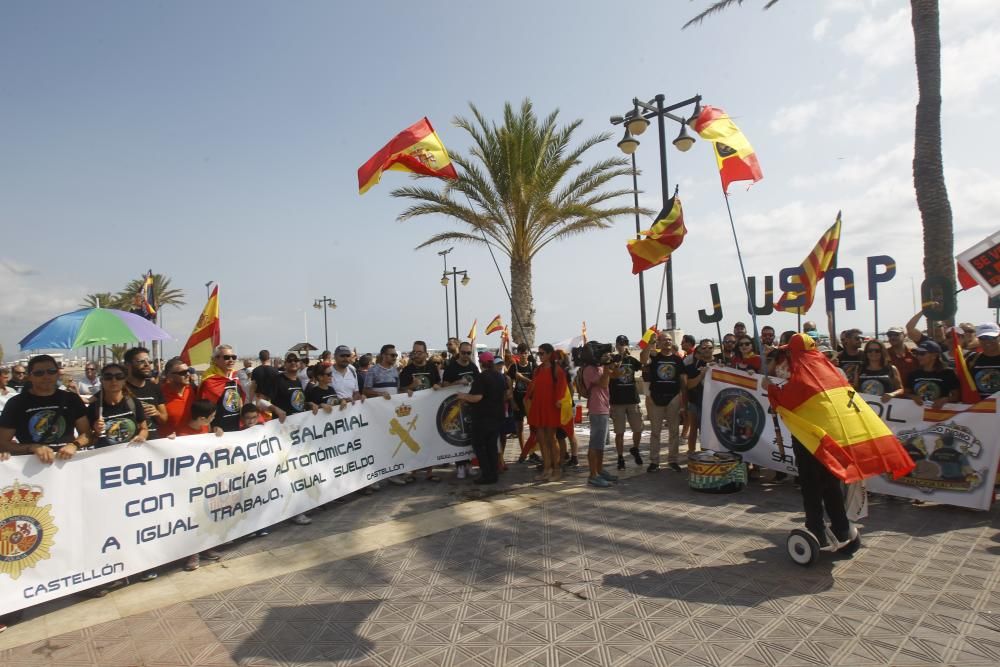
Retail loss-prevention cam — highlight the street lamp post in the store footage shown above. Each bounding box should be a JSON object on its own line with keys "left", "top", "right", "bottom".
{"left": 437, "top": 247, "right": 454, "bottom": 339}
{"left": 441, "top": 267, "right": 470, "bottom": 339}
{"left": 612, "top": 93, "right": 701, "bottom": 334}
{"left": 312, "top": 296, "right": 337, "bottom": 351}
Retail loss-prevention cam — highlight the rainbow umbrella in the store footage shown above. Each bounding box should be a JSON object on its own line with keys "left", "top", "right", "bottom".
{"left": 19, "top": 308, "right": 172, "bottom": 350}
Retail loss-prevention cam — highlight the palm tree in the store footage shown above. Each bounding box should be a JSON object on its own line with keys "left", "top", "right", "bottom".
{"left": 392, "top": 99, "right": 636, "bottom": 346}
{"left": 116, "top": 274, "right": 187, "bottom": 363}
{"left": 80, "top": 292, "right": 126, "bottom": 309}
{"left": 686, "top": 0, "right": 956, "bottom": 321}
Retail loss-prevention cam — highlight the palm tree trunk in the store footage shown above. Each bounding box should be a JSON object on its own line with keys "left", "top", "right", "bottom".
{"left": 510, "top": 256, "right": 536, "bottom": 347}
{"left": 911, "top": 0, "right": 955, "bottom": 322}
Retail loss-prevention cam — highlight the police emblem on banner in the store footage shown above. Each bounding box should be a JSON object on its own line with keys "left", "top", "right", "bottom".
{"left": 891, "top": 421, "right": 987, "bottom": 492}
{"left": 0, "top": 481, "right": 58, "bottom": 580}
{"left": 436, "top": 395, "right": 472, "bottom": 447}
{"left": 710, "top": 387, "right": 766, "bottom": 453}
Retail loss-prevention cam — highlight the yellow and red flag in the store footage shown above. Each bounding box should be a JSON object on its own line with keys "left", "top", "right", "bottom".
{"left": 693, "top": 105, "right": 763, "bottom": 194}
{"left": 774, "top": 213, "right": 842, "bottom": 314}
{"left": 952, "top": 328, "right": 979, "bottom": 403}
{"left": 627, "top": 192, "right": 686, "bottom": 274}
{"left": 357, "top": 117, "right": 459, "bottom": 194}
{"left": 467, "top": 319, "right": 477, "bottom": 341}
{"left": 180, "top": 285, "right": 220, "bottom": 367}
{"left": 139, "top": 270, "right": 157, "bottom": 320}
{"left": 766, "top": 334, "right": 914, "bottom": 483}
{"left": 485, "top": 315, "right": 503, "bottom": 335}
{"left": 637, "top": 326, "right": 657, "bottom": 350}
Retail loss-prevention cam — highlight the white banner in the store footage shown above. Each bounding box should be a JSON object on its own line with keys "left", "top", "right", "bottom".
{"left": 700, "top": 367, "right": 999, "bottom": 511}
{"left": 0, "top": 387, "right": 473, "bottom": 615}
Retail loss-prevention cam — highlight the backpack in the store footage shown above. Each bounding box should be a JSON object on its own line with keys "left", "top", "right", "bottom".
{"left": 574, "top": 368, "right": 591, "bottom": 400}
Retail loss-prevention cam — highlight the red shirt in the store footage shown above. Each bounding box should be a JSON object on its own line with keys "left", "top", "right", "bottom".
{"left": 888, "top": 346, "right": 918, "bottom": 387}
{"left": 175, "top": 422, "right": 209, "bottom": 437}
{"left": 161, "top": 383, "right": 194, "bottom": 437}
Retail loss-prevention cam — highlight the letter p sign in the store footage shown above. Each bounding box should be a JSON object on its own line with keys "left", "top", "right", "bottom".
{"left": 867, "top": 255, "right": 896, "bottom": 300}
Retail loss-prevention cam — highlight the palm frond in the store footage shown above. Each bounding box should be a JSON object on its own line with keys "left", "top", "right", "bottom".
{"left": 683, "top": 0, "right": 779, "bottom": 30}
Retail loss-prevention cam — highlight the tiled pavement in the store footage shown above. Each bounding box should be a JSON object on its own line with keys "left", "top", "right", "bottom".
{"left": 2, "top": 433, "right": 1000, "bottom": 666}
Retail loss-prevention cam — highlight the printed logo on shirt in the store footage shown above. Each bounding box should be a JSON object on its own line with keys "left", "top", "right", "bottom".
{"left": 222, "top": 386, "right": 242, "bottom": 414}
{"left": 655, "top": 362, "right": 677, "bottom": 381}
{"left": 914, "top": 380, "right": 942, "bottom": 402}
{"left": 0, "top": 481, "right": 58, "bottom": 580}
{"left": 710, "top": 387, "right": 766, "bottom": 453}
{"left": 105, "top": 417, "right": 137, "bottom": 444}
{"left": 290, "top": 389, "right": 305, "bottom": 412}
{"left": 28, "top": 410, "right": 66, "bottom": 443}
{"left": 973, "top": 368, "right": 1000, "bottom": 395}
{"left": 859, "top": 379, "right": 885, "bottom": 396}
{"left": 436, "top": 395, "right": 473, "bottom": 447}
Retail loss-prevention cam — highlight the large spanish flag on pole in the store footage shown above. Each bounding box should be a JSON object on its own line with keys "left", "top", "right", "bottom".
{"left": 774, "top": 213, "right": 842, "bottom": 314}
{"left": 357, "top": 117, "right": 459, "bottom": 194}
{"left": 627, "top": 190, "right": 686, "bottom": 274}
{"left": 693, "top": 105, "right": 763, "bottom": 194}
{"left": 180, "top": 286, "right": 220, "bottom": 367}
{"left": 767, "top": 334, "right": 915, "bottom": 483}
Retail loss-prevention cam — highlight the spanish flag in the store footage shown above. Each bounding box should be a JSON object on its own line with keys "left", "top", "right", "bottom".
{"left": 774, "top": 213, "right": 842, "bottom": 314}
{"left": 627, "top": 192, "right": 686, "bottom": 274}
{"left": 180, "top": 286, "right": 221, "bottom": 367}
{"left": 485, "top": 315, "right": 503, "bottom": 335}
{"left": 467, "top": 319, "right": 477, "bottom": 341}
{"left": 767, "top": 334, "right": 914, "bottom": 483}
{"left": 693, "top": 105, "right": 762, "bottom": 194}
{"left": 952, "top": 328, "right": 979, "bottom": 403}
{"left": 357, "top": 117, "right": 459, "bottom": 194}
{"left": 637, "top": 326, "right": 657, "bottom": 350}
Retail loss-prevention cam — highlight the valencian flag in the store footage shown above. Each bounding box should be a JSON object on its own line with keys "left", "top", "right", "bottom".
{"left": 180, "top": 285, "right": 221, "bottom": 367}
{"left": 627, "top": 191, "right": 686, "bottom": 274}
{"left": 766, "top": 334, "right": 915, "bottom": 483}
{"left": 358, "top": 117, "right": 459, "bottom": 194}
{"left": 952, "top": 328, "right": 979, "bottom": 403}
{"left": 140, "top": 270, "right": 157, "bottom": 320}
{"left": 774, "top": 213, "right": 842, "bottom": 314}
{"left": 693, "top": 105, "right": 763, "bottom": 194}
{"left": 485, "top": 315, "right": 503, "bottom": 335}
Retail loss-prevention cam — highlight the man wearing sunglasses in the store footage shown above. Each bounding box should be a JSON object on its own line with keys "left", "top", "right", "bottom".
{"left": 78, "top": 363, "right": 101, "bottom": 399}
{"left": 124, "top": 347, "right": 167, "bottom": 441}
{"left": 199, "top": 345, "right": 247, "bottom": 433}
{"left": 969, "top": 323, "right": 1000, "bottom": 399}
{"left": 0, "top": 354, "right": 92, "bottom": 462}
{"left": 330, "top": 345, "right": 362, "bottom": 403}
{"left": 442, "top": 341, "right": 481, "bottom": 480}
{"left": 9, "top": 364, "right": 27, "bottom": 392}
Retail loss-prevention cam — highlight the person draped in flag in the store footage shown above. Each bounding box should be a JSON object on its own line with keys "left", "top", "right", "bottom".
{"left": 763, "top": 334, "right": 914, "bottom": 552}
{"left": 198, "top": 344, "right": 247, "bottom": 434}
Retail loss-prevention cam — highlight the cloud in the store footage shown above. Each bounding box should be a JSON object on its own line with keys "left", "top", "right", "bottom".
{"left": 812, "top": 18, "right": 830, "bottom": 41}
{"left": 840, "top": 8, "right": 911, "bottom": 70}
{"left": 774, "top": 93, "right": 914, "bottom": 138}
{"left": 771, "top": 101, "right": 819, "bottom": 134}
{"left": 942, "top": 28, "right": 1000, "bottom": 98}
{"left": 791, "top": 142, "right": 912, "bottom": 189}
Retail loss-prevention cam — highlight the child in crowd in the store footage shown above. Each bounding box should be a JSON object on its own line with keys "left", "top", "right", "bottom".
{"left": 241, "top": 403, "right": 263, "bottom": 428}
{"left": 175, "top": 399, "right": 216, "bottom": 437}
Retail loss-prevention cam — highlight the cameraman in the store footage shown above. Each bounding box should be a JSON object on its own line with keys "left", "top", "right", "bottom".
{"left": 579, "top": 345, "right": 616, "bottom": 488}
{"left": 641, "top": 331, "right": 687, "bottom": 472}
{"left": 609, "top": 335, "right": 643, "bottom": 470}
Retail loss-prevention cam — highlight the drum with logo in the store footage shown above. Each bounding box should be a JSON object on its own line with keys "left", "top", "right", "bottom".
{"left": 687, "top": 451, "right": 746, "bottom": 493}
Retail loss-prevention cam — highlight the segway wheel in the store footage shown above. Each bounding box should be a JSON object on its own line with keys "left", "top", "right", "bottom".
{"left": 787, "top": 529, "right": 819, "bottom": 566}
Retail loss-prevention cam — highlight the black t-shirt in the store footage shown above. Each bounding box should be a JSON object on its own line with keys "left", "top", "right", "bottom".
{"left": 906, "top": 369, "right": 958, "bottom": 403}
{"left": 126, "top": 380, "right": 165, "bottom": 440}
{"left": 400, "top": 363, "right": 439, "bottom": 391}
{"left": 468, "top": 370, "right": 507, "bottom": 422}
{"left": 511, "top": 359, "right": 534, "bottom": 395}
{"left": 837, "top": 350, "right": 864, "bottom": 382}
{"left": 970, "top": 352, "right": 1000, "bottom": 399}
{"left": 0, "top": 389, "right": 87, "bottom": 447}
{"left": 306, "top": 384, "right": 340, "bottom": 407}
{"left": 857, "top": 368, "right": 896, "bottom": 396}
{"left": 609, "top": 356, "right": 642, "bottom": 405}
{"left": 643, "top": 353, "right": 685, "bottom": 406}
{"left": 87, "top": 394, "right": 146, "bottom": 448}
{"left": 250, "top": 364, "right": 280, "bottom": 398}
{"left": 443, "top": 360, "right": 480, "bottom": 386}
{"left": 685, "top": 359, "right": 709, "bottom": 408}
{"left": 271, "top": 374, "right": 307, "bottom": 414}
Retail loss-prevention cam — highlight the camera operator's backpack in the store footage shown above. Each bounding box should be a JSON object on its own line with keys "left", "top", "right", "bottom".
{"left": 574, "top": 369, "right": 591, "bottom": 400}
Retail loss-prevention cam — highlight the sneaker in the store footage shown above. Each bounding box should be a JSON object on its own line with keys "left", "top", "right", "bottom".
{"left": 630, "top": 446, "right": 643, "bottom": 465}
{"left": 137, "top": 570, "right": 158, "bottom": 582}
{"left": 256, "top": 528, "right": 271, "bottom": 536}
{"left": 184, "top": 554, "right": 200, "bottom": 571}
{"left": 617, "top": 456, "right": 626, "bottom": 470}
{"left": 646, "top": 463, "right": 659, "bottom": 473}
{"left": 588, "top": 476, "right": 611, "bottom": 488}
{"left": 457, "top": 464, "right": 467, "bottom": 479}
{"left": 598, "top": 469, "right": 618, "bottom": 482}
{"left": 567, "top": 455, "right": 578, "bottom": 467}
{"left": 528, "top": 453, "right": 543, "bottom": 464}
{"left": 388, "top": 476, "right": 407, "bottom": 486}
{"left": 668, "top": 462, "right": 682, "bottom": 473}
{"left": 202, "top": 549, "right": 222, "bottom": 561}
{"left": 291, "top": 514, "right": 312, "bottom": 525}
{"left": 516, "top": 456, "right": 527, "bottom": 464}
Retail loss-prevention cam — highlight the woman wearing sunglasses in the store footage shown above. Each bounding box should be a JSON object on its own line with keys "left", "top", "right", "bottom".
{"left": 87, "top": 363, "right": 148, "bottom": 447}
{"left": 854, "top": 340, "right": 902, "bottom": 403}
{"left": 0, "top": 354, "right": 92, "bottom": 463}
{"left": 732, "top": 336, "right": 762, "bottom": 373}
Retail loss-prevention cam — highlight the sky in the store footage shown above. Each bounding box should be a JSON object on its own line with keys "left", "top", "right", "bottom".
{"left": 2, "top": 0, "right": 999, "bottom": 361}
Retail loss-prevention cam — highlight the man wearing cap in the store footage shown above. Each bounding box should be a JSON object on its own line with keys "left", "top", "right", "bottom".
{"left": 969, "top": 323, "right": 1000, "bottom": 399}
{"left": 609, "top": 335, "right": 643, "bottom": 470}
{"left": 455, "top": 352, "right": 508, "bottom": 485}
{"left": 893, "top": 339, "right": 958, "bottom": 408}
{"left": 442, "top": 341, "right": 481, "bottom": 479}
{"left": 885, "top": 326, "right": 917, "bottom": 387}
{"left": 330, "top": 345, "right": 362, "bottom": 402}
{"left": 641, "top": 331, "right": 687, "bottom": 473}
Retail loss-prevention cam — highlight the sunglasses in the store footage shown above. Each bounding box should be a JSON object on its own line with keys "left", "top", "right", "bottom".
{"left": 219, "top": 355, "right": 238, "bottom": 361}
{"left": 460, "top": 351, "right": 472, "bottom": 355}
{"left": 30, "top": 368, "right": 59, "bottom": 377}
{"left": 171, "top": 369, "right": 190, "bottom": 376}
{"left": 888, "top": 332, "right": 902, "bottom": 337}
{"left": 285, "top": 359, "right": 299, "bottom": 364}
{"left": 12, "top": 370, "right": 25, "bottom": 375}
{"left": 866, "top": 348, "right": 882, "bottom": 353}
{"left": 134, "top": 359, "right": 152, "bottom": 365}
{"left": 102, "top": 372, "right": 127, "bottom": 381}
{"left": 336, "top": 354, "right": 351, "bottom": 358}
{"left": 739, "top": 342, "right": 753, "bottom": 347}
{"left": 723, "top": 339, "right": 736, "bottom": 345}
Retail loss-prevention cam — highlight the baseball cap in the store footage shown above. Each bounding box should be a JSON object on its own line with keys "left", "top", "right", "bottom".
{"left": 916, "top": 339, "right": 942, "bottom": 354}
{"left": 975, "top": 322, "right": 1000, "bottom": 338}
{"left": 479, "top": 351, "right": 495, "bottom": 364}
{"left": 887, "top": 326, "right": 905, "bottom": 335}
{"left": 616, "top": 335, "right": 629, "bottom": 345}
{"left": 334, "top": 345, "right": 352, "bottom": 356}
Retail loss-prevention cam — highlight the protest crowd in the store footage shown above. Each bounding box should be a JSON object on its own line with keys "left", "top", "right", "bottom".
{"left": 1, "top": 307, "right": 999, "bottom": 634}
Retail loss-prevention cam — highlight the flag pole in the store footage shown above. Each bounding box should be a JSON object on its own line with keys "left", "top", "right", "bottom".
{"left": 722, "top": 193, "right": 760, "bottom": 347}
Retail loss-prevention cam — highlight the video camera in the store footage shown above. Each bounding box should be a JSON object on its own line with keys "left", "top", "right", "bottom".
{"left": 571, "top": 340, "right": 615, "bottom": 367}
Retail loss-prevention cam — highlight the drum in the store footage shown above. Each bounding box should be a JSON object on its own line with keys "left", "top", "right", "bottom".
{"left": 687, "top": 451, "right": 746, "bottom": 493}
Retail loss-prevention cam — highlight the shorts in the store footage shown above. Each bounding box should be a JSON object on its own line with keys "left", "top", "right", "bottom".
{"left": 589, "top": 414, "right": 610, "bottom": 451}
{"left": 610, "top": 403, "right": 643, "bottom": 434}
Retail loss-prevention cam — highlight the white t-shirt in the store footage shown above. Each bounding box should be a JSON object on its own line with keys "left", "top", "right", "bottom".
{"left": 330, "top": 365, "right": 360, "bottom": 400}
